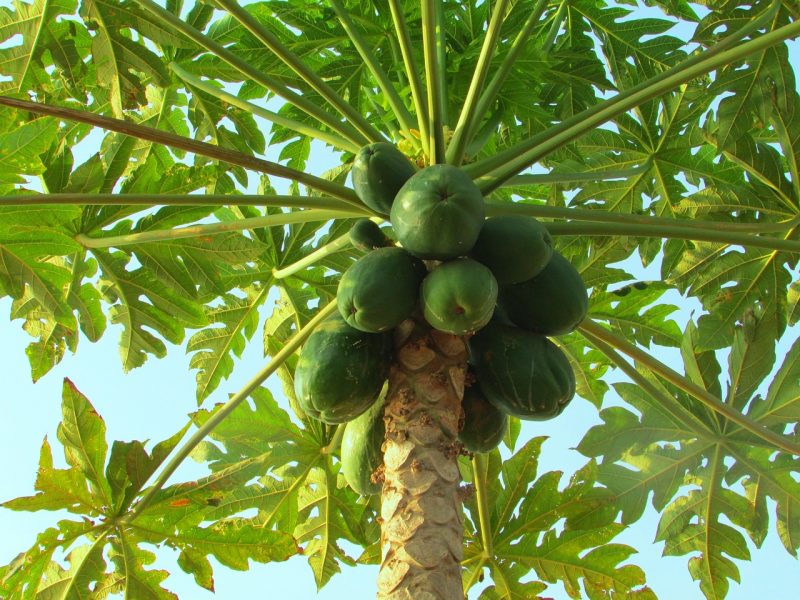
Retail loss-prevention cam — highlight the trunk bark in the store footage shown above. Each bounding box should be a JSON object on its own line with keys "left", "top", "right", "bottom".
{"left": 377, "top": 318, "right": 467, "bottom": 600}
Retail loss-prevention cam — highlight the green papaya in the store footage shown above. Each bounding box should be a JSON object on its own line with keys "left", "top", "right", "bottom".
{"left": 349, "top": 219, "right": 393, "bottom": 252}
{"left": 338, "top": 247, "right": 425, "bottom": 333}
{"left": 469, "top": 323, "right": 575, "bottom": 420}
{"left": 390, "top": 164, "right": 485, "bottom": 260}
{"left": 352, "top": 142, "right": 417, "bottom": 215}
{"left": 294, "top": 315, "right": 391, "bottom": 423}
{"left": 470, "top": 215, "right": 553, "bottom": 284}
{"left": 459, "top": 383, "right": 507, "bottom": 453}
{"left": 420, "top": 258, "right": 498, "bottom": 335}
{"left": 499, "top": 251, "right": 588, "bottom": 336}
{"left": 341, "top": 392, "right": 386, "bottom": 495}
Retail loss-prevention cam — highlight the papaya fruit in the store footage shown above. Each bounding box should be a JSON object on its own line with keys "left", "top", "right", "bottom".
{"left": 349, "top": 219, "right": 393, "bottom": 252}
{"left": 390, "top": 164, "right": 485, "bottom": 260}
{"left": 341, "top": 392, "right": 386, "bottom": 495}
{"left": 470, "top": 215, "right": 553, "bottom": 284}
{"left": 352, "top": 142, "right": 417, "bottom": 215}
{"left": 499, "top": 251, "right": 588, "bottom": 336}
{"left": 294, "top": 315, "right": 391, "bottom": 423}
{"left": 420, "top": 258, "right": 498, "bottom": 335}
{"left": 338, "top": 247, "right": 425, "bottom": 333}
{"left": 469, "top": 323, "right": 575, "bottom": 420}
{"left": 459, "top": 382, "right": 507, "bottom": 453}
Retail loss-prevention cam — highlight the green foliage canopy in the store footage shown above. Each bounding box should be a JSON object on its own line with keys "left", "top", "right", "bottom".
{"left": 0, "top": 0, "right": 799, "bottom": 598}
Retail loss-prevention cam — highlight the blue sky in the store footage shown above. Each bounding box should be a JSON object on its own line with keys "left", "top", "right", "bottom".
{"left": 2, "top": 2, "right": 800, "bottom": 598}
{"left": 2, "top": 307, "right": 800, "bottom": 599}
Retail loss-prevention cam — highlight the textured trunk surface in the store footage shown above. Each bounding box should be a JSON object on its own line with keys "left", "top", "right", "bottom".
{"left": 377, "top": 319, "right": 467, "bottom": 600}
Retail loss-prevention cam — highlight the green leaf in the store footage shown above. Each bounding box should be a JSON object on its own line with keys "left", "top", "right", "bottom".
{"left": 464, "top": 439, "right": 649, "bottom": 598}
{"left": 0, "top": 114, "right": 60, "bottom": 183}
{"left": 105, "top": 424, "right": 190, "bottom": 513}
{"left": 79, "top": 0, "right": 171, "bottom": 117}
{"left": 108, "top": 534, "right": 178, "bottom": 600}
{"left": 94, "top": 248, "right": 208, "bottom": 371}
{"left": 669, "top": 243, "right": 792, "bottom": 350}
{"left": 187, "top": 290, "right": 268, "bottom": 403}
{"left": 726, "top": 305, "right": 777, "bottom": 410}
{"left": 176, "top": 547, "right": 215, "bottom": 592}
{"left": 2, "top": 437, "right": 98, "bottom": 514}
{"left": 36, "top": 536, "right": 108, "bottom": 600}
{"left": 0, "top": 0, "right": 79, "bottom": 93}
{"left": 748, "top": 336, "right": 800, "bottom": 426}
{"left": 0, "top": 521, "right": 94, "bottom": 599}
{"left": 590, "top": 281, "right": 682, "bottom": 348}
{"left": 57, "top": 378, "right": 112, "bottom": 503}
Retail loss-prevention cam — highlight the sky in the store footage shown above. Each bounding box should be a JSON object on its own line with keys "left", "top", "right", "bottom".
{"left": 2, "top": 1, "right": 800, "bottom": 598}
{"left": 2, "top": 290, "right": 800, "bottom": 600}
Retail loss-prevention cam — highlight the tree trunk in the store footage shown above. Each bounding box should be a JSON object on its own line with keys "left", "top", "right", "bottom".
{"left": 377, "top": 318, "right": 467, "bottom": 600}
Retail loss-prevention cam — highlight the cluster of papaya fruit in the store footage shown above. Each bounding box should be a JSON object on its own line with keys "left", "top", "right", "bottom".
{"left": 293, "top": 143, "right": 588, "bottom": 495}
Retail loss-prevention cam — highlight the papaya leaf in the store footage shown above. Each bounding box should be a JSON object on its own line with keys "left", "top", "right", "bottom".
{"left": 57, "top": 378, "right": 113, "bottom": 506}
{"left": 590, "top": 281, "right": 682, "bottom": 348}
{"left": 580, "top": 313, "right": 800, "bottom": 599}
{"left": 2, "top": 437, "right": 99, "bottom": 514}
{"left": 669, "top": 243, "right": 792, "bottom": 350}
{"left": 187, "top": 290, "right": 269, "bottom": 403}
{"left": 107, "top": 534, "right": 177, "bottom": 600}
{"left": 463, "top": 439, "right": 650, "bottom": 599}
{"left": 0, "top": 0, "right": 80, "bottom": 93}
{"left": 78, "top": 0, "right": 171, "bottom": 117}
{"left": 93, "top": 248, "right": 208, "bottom": 371}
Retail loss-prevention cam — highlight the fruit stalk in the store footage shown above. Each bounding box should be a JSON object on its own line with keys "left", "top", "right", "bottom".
{"left": 378, "top": 319, "right": 467, "bottom": 600}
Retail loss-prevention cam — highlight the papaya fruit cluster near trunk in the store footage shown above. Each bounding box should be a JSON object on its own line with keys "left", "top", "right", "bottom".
{"left": 293, "top": 143, "right": 589, "bottom": 495}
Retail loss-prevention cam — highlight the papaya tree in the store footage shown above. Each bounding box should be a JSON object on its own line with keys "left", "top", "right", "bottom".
{"left": 1, "top": 0, "right": 800, "bottom": 598}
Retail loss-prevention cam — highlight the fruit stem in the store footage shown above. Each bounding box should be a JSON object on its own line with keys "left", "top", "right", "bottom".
{"left": 128, "top": 300, "right": 339, "bottom": 520}
{"left": 579, "top": 319, "right": 800, "bottom": 456}
{"left": 75, "top": 210, "right": 362, "bottom": 249}
{"left": 321, "top": 424, "right": 346, "bottom": 455}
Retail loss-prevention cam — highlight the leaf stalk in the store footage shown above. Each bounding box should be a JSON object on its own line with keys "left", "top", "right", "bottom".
{"left": 273, "top": 232, "right": 354, "bottom": 279}
{"left": 543, "top": 221, "right": 800, "bottom": 254}
{"left": 329, "top": 0, "right": 417, "bottom": 142}
{"left": 446, "top": 0, "right": 511, "bottom": 165}
{"left": 169, "top": 63, "right": 360, "bottom": 153}
{"left": 472, "top": 453, "right": 494, "bottom": 557}
{"left": 0, "top": 95, "right": 364, "bottom": 207}
{"left": 422, "top": 0, "right": 446, "bottom": 163}
{"left": 214, "top": 0, "right": 382, "bottom": 144}
{"left": 469, "top": 6, "right": 799, "bottom": 190}
{"left": 76, "top": 210, "right": 361, "bottom": 249}
{"left": 387, "top": 0, "right": 431, "bottom": 158}
{"left": 484, "top": 200, "right": 800, "bottom": 234}
{"left": 579, "top": 320, "right": 800, "bottom": 455}
{"left": 128, "top": 300, "right": 339, "bottom": 520}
